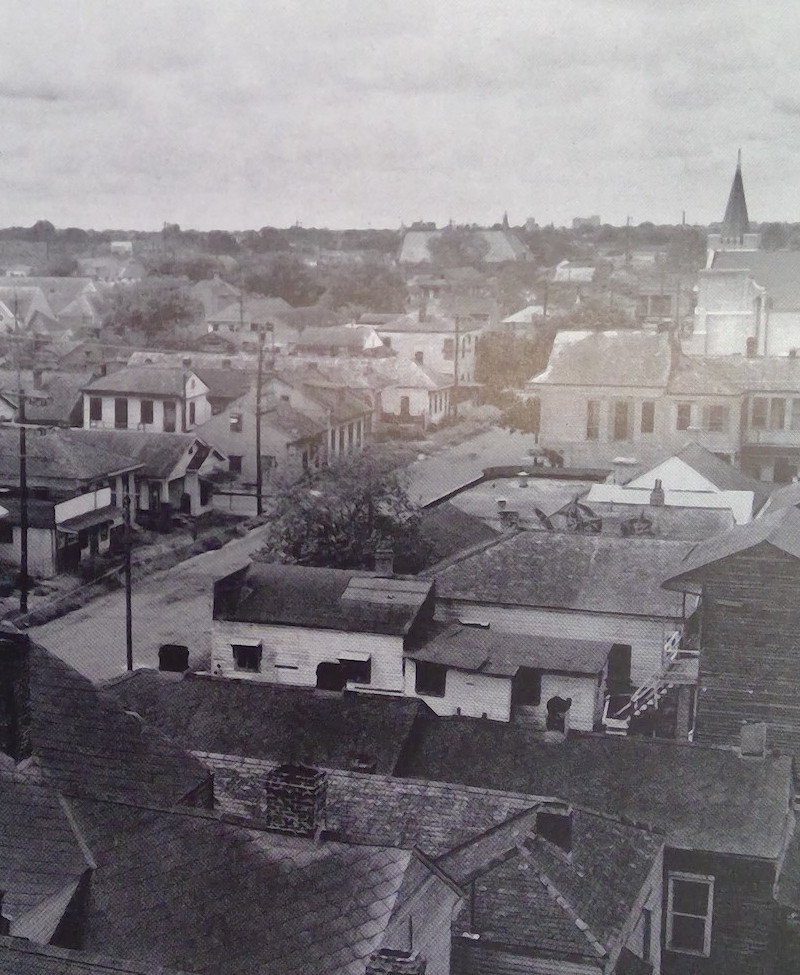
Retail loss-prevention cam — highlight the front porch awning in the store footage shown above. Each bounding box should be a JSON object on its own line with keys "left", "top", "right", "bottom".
{"left": 57, "top": 505, "right": 121, "bottom": 535}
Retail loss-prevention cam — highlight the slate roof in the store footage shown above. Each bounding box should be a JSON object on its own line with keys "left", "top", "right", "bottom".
{"left": 412, "top": 623, "right": 610, "bottom": 677}
{"left": 23, "top": 372, "right": 93, "bottom": 426}
{"left": 0, "top": 428, "right": 140, "bottom": 486}
{"left": 666, "top": 355, "right": 743, "bottom": 396}
{"left": 0, "top": 779, "right": 93, "bottom": 939}
{"left": 0, "top": 937, "right": 189, "bottom": 975}
{"left": 214, "top": 562, "right": 433, "bottom": 635}
{"left": 529, "top": 330, "right": 672, "bottom": 389}
{"left": 397, "top": 718, "right": 793, "bottom": 857}
{"left": 418, "top": 502, "right": 499, "bottom": 563}
{"left": 65, "top": 429, "right": 214, "bottom": 479}
{"left": 71, "top": 798, "right": 427, "bottom": 975}
{"left": 662, "top": 505, "right": 800, "bottom": 590}
{"left": 261, "top": 401, "right": 324, "bottom": 441}
{"left": 105, "top": 670, "right": 428, "bottom": 774}
{"left": 443, "top": 805, "right": 662, "bottom": 961}
{"left": 190, "top": 366, "right": 251, "bottom": 401}
{"left": 83, "top": 367, "right": 193, "bottom": 397}
{"left": 432, "top": 530, "right": 691, "bottom": 618}
{"left": 675, "top": 442, "right": 771, "bottom": 501}
{"left": 28, "top": 639, "right": 211, "bottom": 805}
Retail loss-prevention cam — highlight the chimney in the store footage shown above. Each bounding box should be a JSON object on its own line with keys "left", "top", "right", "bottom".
{"left": 366, "top": 949, "right": 426, "bottom": 975}
{"left": 374, "top": 543, "right": 394, "bottom": 577}
{"left": 649, "top": 478, "right": 665, "bottom": 507}
{"left": 535, "top": 806, "right": 573, "bottom": 854}
{"left": 740, "top": 721, "right": 767, "bottom": 759}
{"left": 498, "top": 508, "right": 520, "bottom": 531}
{"left": 261, "top": 764, "right": 327, "bottom": 837}
{"left": 418, "top": 301, "right": 427, "bottom": 324}
{"left": 0, "top": 625, "right": 32, "bottom": 763}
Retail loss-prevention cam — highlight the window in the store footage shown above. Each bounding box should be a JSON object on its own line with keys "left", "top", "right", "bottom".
{"left": 260, "top": 455, "right": 276, "bottom": 470}
{"left": 99, "top": 525, "right": 109, "bottom": 542}
{"left": 442, "top": 338, "right": 455, "bottom": 360}
{"left": 0, "top": 522, "right": 12, "bottom": 544}
{"left": 640, "top": 400, "right": 655, "bottom": 434}
{"left": 769, "top": 397, "right": 786, "bottom": 430}
{"left": 667, "top": 873, "right": 714, "bottom": 956}
{"left": 232, "top": 643, "right": 262, "bottom": 672}
{"left": 703, "top": 404, "right": 729, "bottom": 433}
{"left": 791, "top": 399, "right": 800, "bottom": 431}
{"left": 676, "top": 402, "right": 692, "bottom": 431}
{"left": 164, "top": 401, "right": 176, "bottom": 433}
{"left": 189, "top": 402, "right": 196, "bottom": 425}
{"left": 586, "top": 400, "right": 600, "bottom": 440}
{"left": 140, "top": 399, "right": 154, "bottom": 425}
{"left": 230, "top": 413, "right": 243, "bottom": 433}
{"left": 114, "top": 398, "right": 128, "bottom": 429}
{"left": 340, "top": 656, "right": 371, "bottom": 684}
{"left": 751, "top": 397, "right": 768, "bottom": 429}
{"left": 414, "top": 350, "right": 424, "bottom": 365}
{"left": 613, "top": 401, "right": 629, "bottom": 441}
{"left": 228, "top": 455, "right": 243, "bottom": 474}
{"left": 89, "top": 396, "right": 102, "bottom": 422}
{"left": 511, "top": 667, "right": 541, "bottom": 706}
{"left": 415, "top": 660, "right": 447, "bottom": 697}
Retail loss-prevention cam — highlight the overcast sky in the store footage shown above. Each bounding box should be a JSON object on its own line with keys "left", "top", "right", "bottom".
{"left": 2, "top": 0, "right": 798, "bottom": 231}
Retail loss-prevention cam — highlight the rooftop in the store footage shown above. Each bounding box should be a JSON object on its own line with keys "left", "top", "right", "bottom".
{"left": 65, "top": 429, "right": 219, "bottom": 479}
{"left": 431, "top": 530, "right": 692, "bottom": 618}
{"left": 396, "top": 718, "right": 793, "bottom": 858}
{"left": 412, "top": 623, "right": 610, "bottom": 677}
{"left": 105, "top": 669, "right": 428, "bottom": 774}
{"left": 0, "top": 937, "right": 189, "bottom": 975}
{"left": 0, "top": 428, "right": 140, "bottom": 485}
{"left": 213, "top": 562, "right": 433, "bottom": 636}
{"left": 528, "top": 330, "right": 672, "bottom": 389}
{"left": 83, "top": 367, "right": 200, "bottom": 398}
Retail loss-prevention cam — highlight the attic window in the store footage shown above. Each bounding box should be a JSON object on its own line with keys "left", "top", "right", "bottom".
{"left": 230, "top": 413, "right": 243, "bottom": 433}
{"left": 667, "top": 873, "right": 714, "bottom": 957}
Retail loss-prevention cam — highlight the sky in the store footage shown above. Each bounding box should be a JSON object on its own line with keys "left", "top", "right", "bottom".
{"left": 2, "top": 0, "right": 799, "bottom": 231}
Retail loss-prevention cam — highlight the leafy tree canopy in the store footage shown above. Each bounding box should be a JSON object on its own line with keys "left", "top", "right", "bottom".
{"left": 476, "top": 328, "right": 557, "bottom": 389}
{"left": 427, "top": 227, "right": 490, "bottom": 269}
{"left": 255, "top": 448, "right": 431, "bottom": 572}
{"left": 244, "top": 254, "right": 325, "bottom": 306}
{"left": 322, "top": 262, "right": 407, "bottom": 314}
{"left": 100, "top": 277, "right": 203, "bottom": 343}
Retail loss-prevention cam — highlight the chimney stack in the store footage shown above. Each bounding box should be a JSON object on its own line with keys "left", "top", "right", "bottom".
{"left": 261, "top": 764, "right": 327, "bottom": 837}
{"left": 366, "top": 949, "right": 427, "bottom": 975}
{"left": 0, "top": 625, "right": 32, "bottom": 763}
{"left": 374, "top": 543, "right": 395, "bottom": 577}
{"left": 649, "top": 478, "right": 665, "bottom": 507}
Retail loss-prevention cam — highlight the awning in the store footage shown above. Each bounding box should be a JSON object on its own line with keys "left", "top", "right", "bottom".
{"left": 231, "top": 639, "right": 262, "bottom": 648}
{"left": 57, "top": 505, "right": 122, "bottom": 536}
{"left": 338, "top": 651, "right": 372, "bottom": 662}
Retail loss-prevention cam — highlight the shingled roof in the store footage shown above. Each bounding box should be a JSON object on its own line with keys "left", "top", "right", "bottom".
{"left": 432, "top": 530, "right": 691, "bottom": 618}
{"left": 83, "top": 367, "right": 198, "bottom": 398}
{"left": 528, "top": 330, "right": 672, "bottom": 389}
{"left": 64, "top": 429, "right": 219, "bottom": 480}
{"left": 105, "top": 670, "right": 428, "bottom": 774}
{"left": 0, "top": 937, "right": 189, "bottom": 975}
{"left": 0, "top": 428, "right": 140, "bottom": 486}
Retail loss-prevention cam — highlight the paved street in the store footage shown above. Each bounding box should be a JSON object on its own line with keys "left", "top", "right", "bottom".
{"left": 30, "top": 525, "right": 271, "bottom": 684}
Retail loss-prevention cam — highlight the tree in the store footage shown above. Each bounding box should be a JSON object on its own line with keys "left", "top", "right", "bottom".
{"left": 244, "top": 254, "right": 324, "bottom": 306}
{"left": 322, "top": 263, "right": 407, "bottom": 314}
{"left": 100, "top": 277, "right": 203, "bottom": 344}
{"left": 255, "top": 448, "right": 431, "bottom": 572}
{"left": 760, "top": 222, "right": 789, "bottom": 251}
{"left": 206, "top": 230, "right": 240, "bottom": 255}
{"left": 475, "top": 328, "right": 557, "bottom": 390}
{"left": 427, "top": 227, "right": 490, "bottom": 268}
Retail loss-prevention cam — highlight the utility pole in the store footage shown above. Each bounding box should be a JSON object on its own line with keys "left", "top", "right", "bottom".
{"left": 17, "top": 392, "right": 28, "bottom": 615}
{"left": 122, "top": 494, "right": 133, "bottom": 671}
{"left": 255, "top": 330, "right": 265, "bottom": 517}
{"left": 452, "top": 317, "right": 460, "bottom": 418}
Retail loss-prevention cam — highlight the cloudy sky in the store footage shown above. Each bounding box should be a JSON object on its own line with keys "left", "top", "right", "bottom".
{"left": 2, "top": 0, "right": 798, "bottom": 230}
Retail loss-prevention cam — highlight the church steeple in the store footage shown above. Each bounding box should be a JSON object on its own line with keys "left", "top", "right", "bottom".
{"left": 721, "top": 150, "right": 750, "bottom": 243}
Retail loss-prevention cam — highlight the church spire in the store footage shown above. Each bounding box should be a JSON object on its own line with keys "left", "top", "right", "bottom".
{"left": 721, "top": 150, "right": 750, "bottom": 242}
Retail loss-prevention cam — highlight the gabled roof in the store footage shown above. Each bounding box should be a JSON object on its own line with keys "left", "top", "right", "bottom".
{"left": 528, "top": 330, "right": 672, "bottom": 389}
{"left": 207, "top": 296, "right": 293, "bottom": 325}
{"left": 190, "top": 366, "right": 251, "bottom": 401}
{"left": 674, "top": 442, "right": 770, "bottom": 501}
{"left": 667, "top": 355, "right": 743, "bottom": 396}
{"left": 441, "top": 804, "right": 662, "bottom": 962}
{"left": 260, "top": 401, "right": 324, "bottom": 441}
{"left": 105, "top": 670, "right": 428, "bottom": 774}
{"left": 214, "top": 563, "right": 432, "bottom": 636}
{"left": 23, "top": 372, "right": 94, "bottom": 425}
{"left": 65, "top": 429, "right": 221, "bottom": 479}
{"left": 399, "top": 717, "right": 793, "bottom": 858}
{"left": 432, "top": 531, "right": 691, "bottom": 618}
{"left": 83, "top": 367, "right": 198, "bottom": 398}
{"left": 295, "top": 325, "right": 383, "bottom": 352}
{"left": 662, "top": 505, "right": 800, "bottom": 590}
{"left": 710, "top": 250, "right": 800, "bottom": 312}
{"left": 0, "top": 428, "right": 140, "bottom": 485}
{"left": 412, "top": 623, "right": 610, "bottom": 677}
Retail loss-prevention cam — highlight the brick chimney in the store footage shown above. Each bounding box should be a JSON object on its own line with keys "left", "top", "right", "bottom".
{"left": 649, "top": 478, "right": 665, "bottom": 507}
{"left": 374, "top": 543, "right": 394, "bottom": 577}
{"left": 366, "top": 949, "right": 426, "bottom": 975}
{"left": 261, "top": 764, "right": 327, "bottom": 837}
{"left": 0, "top": 625, "right": 32, "bottom": 763}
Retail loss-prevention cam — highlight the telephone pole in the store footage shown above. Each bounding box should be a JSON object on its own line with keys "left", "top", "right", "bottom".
{"left": 255, "top": 330, "right": 265, "bottom": 517}
{"left": 17, "top": 392, "right": 28, "bottom": 614}
{"left": 122, "top": 494, "right": 133, "bottom": 671}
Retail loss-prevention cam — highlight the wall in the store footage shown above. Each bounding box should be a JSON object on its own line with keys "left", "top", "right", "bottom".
{"left": 54, "top": 487, "right": 112, "bottom": 524}
{"left": 537, "top": 383, "right": 668, "bottom": 447}
{"left": 404, "top": 659, "right": 513, "bottom": 721}
{"left": 438, "top": 600, "right": 675, "bottom": 685}
{"left": 693, "top": 543, "right": 800, "bottom": 756}
{"left": 621, "top": 849, "right": 664, "bottom": 975}
{"left": 378, "top": 328, "right": 480, "bottom": 382}
{"left": 212, "top": 619, "right": 406, "bottom": 692}
{"left": 0, "top": 526, "right": 56, "bottom": 577}
{"left": 662, "top": 848, "right": 779, "bottom": 975}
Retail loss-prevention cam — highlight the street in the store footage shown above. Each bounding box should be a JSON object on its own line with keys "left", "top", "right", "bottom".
{"left": 30, "top": 524, "right": 270, "bottom": 684}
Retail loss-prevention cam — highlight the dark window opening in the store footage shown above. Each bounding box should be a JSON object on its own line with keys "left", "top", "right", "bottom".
{"left": 751, "top": 397, "right": 768, "bottom": 429}
{"left": 228, "top": 455, "right": 243, "bottom": 474}
{"left": 230, "top": 413, "right": 243, "bottom": 432}
{"left": 613, "top": 401, "right": 629, "bottom": 441}
{"left": 512, "top": 667, "right": 542, "bottom": 706}
{"left": 586, "top": 400, "right": 600, "bottom": 440}
{"left": 141, "top": 399, "right": 154, "bottom": 424}
{"left": 163, "top": 401, "right": 176, "bottom": 433}
{"left": 189, "top": 402, "right": 196, "bottom": 425}
{"left": 676, "top": 402, "right": 692, "bottom": 431}
{"left": 340, "top": 657, "right": 371, "bottom": 684}
{"left": 232, "top": 643, "right": 262, "bottom": 672}
{"left": 667, "top": 874, "right": 713, "bottom": 956}
{"left": 769, "top": 397, "right": 786, "bottom": 430}
{"left": 415, "top": 660, "right": 447, "bottom": 697}
{"left": 641, "top": 400, "right": 655, "bottom": 434}
{"left": 89, "top": 396, "right": 102, "bottom": 422}
{"left": 114, "top": 398, "right": 128, "bottom": 429}
{"left": 0, "top": 522, "right": 12, "bottom": 544}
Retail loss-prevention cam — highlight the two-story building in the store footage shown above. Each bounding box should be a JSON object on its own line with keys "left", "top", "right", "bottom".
{"left": 82, "top": 366, "right": 212, "bottom": 433}
{"left": 375, "top": 309, "right": 482, "bottom": 387}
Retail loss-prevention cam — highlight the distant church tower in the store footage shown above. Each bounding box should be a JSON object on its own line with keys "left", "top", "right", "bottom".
{"left": 707, "top": 151, "right": 761, "bottom": 258}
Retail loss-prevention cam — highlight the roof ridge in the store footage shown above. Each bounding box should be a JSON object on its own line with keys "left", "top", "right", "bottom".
{"left": 515, "top": 837, "right": 607, "bottom": 958}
